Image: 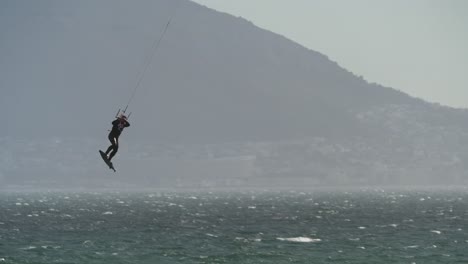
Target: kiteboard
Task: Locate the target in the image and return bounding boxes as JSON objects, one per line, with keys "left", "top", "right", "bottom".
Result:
{"left": 99, "top": 150, "right": 116, "bottom": 172}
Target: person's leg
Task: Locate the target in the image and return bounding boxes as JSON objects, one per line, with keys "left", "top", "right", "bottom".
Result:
{"left": 105, "top": 133, "right": 116, "bottom": 155}
{"left": 105, "top": 145, "right": 114, "bottom": 156}
{"left": 108, "top": 137, "right": 119, "bottom": 161}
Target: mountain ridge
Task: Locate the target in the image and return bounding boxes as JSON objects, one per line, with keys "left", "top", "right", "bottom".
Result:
{"left": 1, "top": 0, "right": 467, "bottom": 142}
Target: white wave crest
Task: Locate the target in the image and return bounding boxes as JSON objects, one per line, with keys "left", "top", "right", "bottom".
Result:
{"left": 277, "top": 237, "right": 321, "bottom": 243}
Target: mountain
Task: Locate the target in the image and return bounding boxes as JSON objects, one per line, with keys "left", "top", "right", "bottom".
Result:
{"left": 1, "top": 0, "right": 468, "bottom": 187}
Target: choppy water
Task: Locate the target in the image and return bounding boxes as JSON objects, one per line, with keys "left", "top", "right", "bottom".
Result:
{"left": 1, "top": 189, "right": 467, "bottom": 263}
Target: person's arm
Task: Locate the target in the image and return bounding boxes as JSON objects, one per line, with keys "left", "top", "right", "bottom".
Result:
{"left": 125, "top": 121, "right": 130, "bottom": 127}
{"left": 112, "top": 119, "right": 119, "bottom": 125}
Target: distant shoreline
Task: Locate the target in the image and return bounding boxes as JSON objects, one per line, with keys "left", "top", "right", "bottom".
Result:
{"left": 1, "top": 184, "right": 467, "bottom": 194}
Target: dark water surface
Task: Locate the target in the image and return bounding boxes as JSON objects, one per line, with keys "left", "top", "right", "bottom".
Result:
{"left": 1, "top": 189, "right": 467, "bottom": 263}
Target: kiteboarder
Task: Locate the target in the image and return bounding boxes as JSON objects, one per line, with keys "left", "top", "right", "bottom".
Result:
{"left": 101, "top": 114, "right": 130, "bottom": 168}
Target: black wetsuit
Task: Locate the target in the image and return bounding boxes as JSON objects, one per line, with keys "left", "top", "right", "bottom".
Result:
{"left": 105, "top": 118, "right": 130, "bottom": 161}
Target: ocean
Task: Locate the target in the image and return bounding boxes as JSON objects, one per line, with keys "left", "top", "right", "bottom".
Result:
{"left": 0, "top": 188, "right": 467, "bottom": 263}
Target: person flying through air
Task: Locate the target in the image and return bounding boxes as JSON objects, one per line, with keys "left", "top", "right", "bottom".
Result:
{"left": 104, "top": 114, "right": 130, "bottom": 165}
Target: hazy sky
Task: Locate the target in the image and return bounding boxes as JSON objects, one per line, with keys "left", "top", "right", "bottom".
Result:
{"left": 192, "top": 0, "right": 468, "bottom": 108}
